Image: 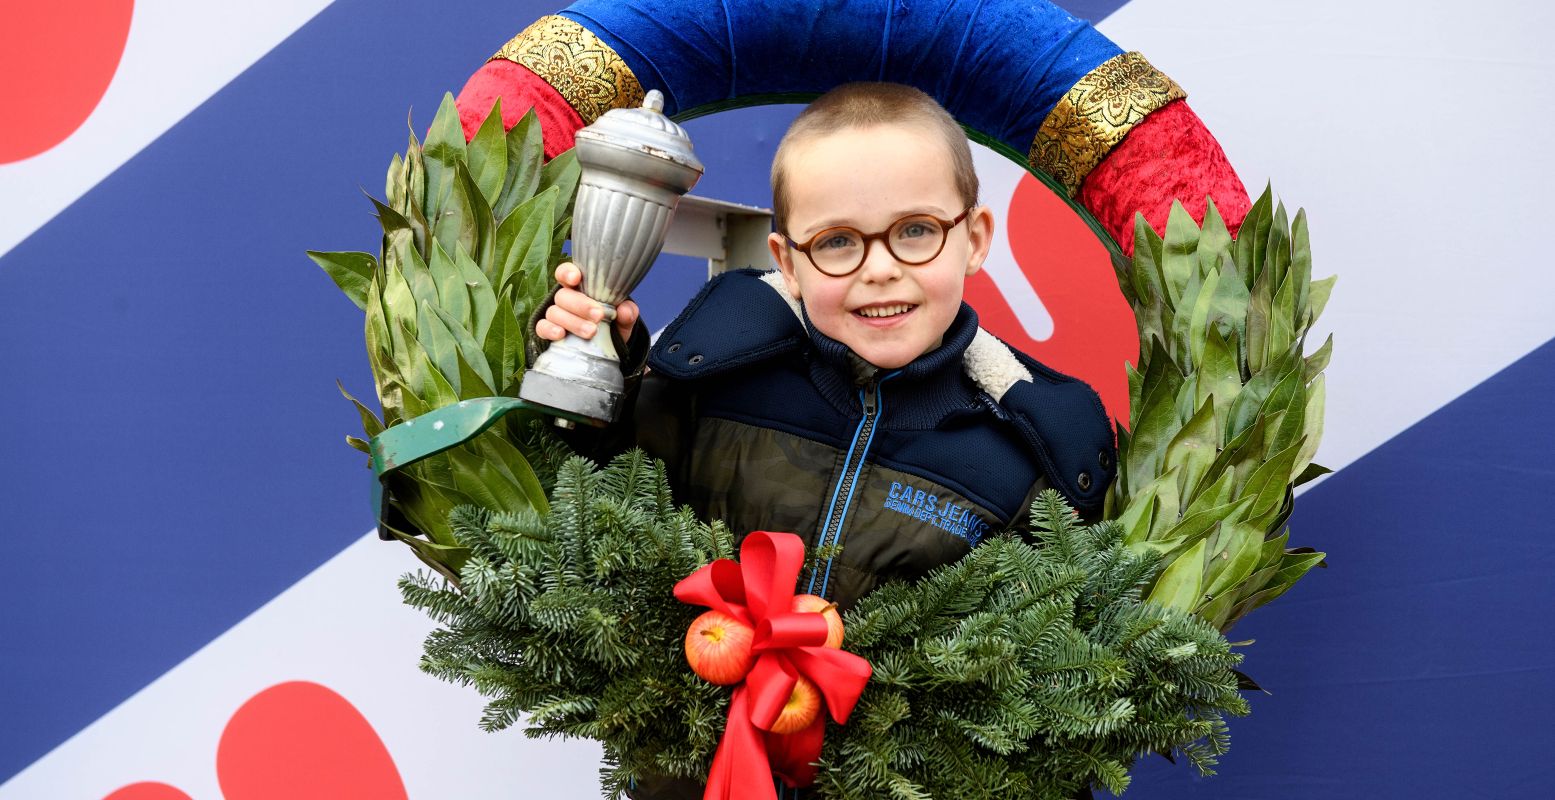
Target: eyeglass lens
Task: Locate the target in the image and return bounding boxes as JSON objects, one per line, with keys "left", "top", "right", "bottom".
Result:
{"left": 809, "top": 215, "right": 948, "bottom": 275}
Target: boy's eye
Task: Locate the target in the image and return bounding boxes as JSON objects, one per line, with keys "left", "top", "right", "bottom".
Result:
{"left": 895, "top": 221, "right": 935, "bottom": 239}
{"left": 816, "top": 233, "right": 860, "bottom": 251}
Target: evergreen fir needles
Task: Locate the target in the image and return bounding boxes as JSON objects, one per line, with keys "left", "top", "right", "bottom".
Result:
{"left": 814, "top": 491, "right": 1246, "bottom": 799}
{"left": 402, "top": 454, "right": 1247, "bottom": 798}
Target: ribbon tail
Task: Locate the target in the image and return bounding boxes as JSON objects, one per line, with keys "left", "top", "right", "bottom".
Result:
{"left": 703, "top": 686, "right": 778, "bottom": 800}
{"left": 766, "top": 716, "right": 825, "bottom": 789}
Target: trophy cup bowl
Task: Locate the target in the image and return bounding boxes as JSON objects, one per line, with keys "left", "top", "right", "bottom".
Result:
{"left": 518, "top": 90, "right": 703, "bottom": 425}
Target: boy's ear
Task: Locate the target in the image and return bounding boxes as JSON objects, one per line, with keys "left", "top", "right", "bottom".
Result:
{"left": 964, "top": 205, "right": 995, "bottom": 277}
{"left": 769, "top": 231, "right": 803, "bottom": 299}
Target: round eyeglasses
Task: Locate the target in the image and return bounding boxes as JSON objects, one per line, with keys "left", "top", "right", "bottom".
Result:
{"left": 784, "top": 207, "right": 975, "bottom": 277}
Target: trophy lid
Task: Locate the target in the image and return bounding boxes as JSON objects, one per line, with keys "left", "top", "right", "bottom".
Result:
{"left": 574, "top": 90, "right": 703, "bottom": 191}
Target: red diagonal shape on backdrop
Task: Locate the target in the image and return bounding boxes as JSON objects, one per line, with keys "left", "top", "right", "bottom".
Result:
{"left": 103, "top": 681, "right": 406, "bottom": 800}
{"left": 966, "top": 173, "right": 1138, "bottom": 427}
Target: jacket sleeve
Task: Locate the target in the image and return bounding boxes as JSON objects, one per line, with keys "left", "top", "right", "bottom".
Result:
{"left": 997, "top": 351, "right": 1117, "bottom": 520}
{"left": 550, "top": 321, "right": 699, "bottom": 493}
{"left": 629, "top": 369, "right": 698, "bottom": 494}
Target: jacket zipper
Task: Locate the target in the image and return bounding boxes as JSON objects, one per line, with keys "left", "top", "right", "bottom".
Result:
{"left": 808, "top": 373, "right": 894, "bottom": 598}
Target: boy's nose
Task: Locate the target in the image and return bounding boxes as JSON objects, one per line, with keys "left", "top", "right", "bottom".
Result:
{"left": 856, "top": 239, "right": 903, "bottom": 282}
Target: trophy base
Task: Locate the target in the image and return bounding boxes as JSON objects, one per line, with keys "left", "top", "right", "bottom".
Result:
{"left": 517, "top": 325, "right": 627, "bottom": 426}
{"left": 518, "top": 370, "right": 621, "bottom": 426}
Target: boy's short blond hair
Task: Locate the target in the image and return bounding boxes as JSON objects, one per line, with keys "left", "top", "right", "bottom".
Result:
{"left": 771, "top": 82, "right": 979, "bottom": 234}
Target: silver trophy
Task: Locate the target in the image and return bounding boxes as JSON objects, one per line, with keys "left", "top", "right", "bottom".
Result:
{"left": 519, "top": 90, "right": 703, "bottom": 425}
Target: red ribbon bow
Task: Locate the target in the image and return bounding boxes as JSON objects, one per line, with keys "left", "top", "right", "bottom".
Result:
{"left": 674, "top": 531, "right": 872, "bottom": 799}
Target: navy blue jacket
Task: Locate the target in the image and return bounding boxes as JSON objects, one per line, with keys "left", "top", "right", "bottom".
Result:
{"left": 626, "top": 269, "right": 1116, "bottom": 612}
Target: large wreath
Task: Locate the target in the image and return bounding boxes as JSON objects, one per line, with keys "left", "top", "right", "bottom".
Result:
{"left": 311, "top": 2, "right": 1331, "bottom": 796}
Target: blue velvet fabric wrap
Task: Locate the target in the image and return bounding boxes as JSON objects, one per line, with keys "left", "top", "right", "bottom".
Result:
{"left": 558, "top": 0, "right": 1121, "bottom": 156}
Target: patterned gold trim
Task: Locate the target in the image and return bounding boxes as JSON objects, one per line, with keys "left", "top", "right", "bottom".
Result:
{"left": 491, "top": 15, "right": 645, "bottom": 124}
{"left": 1028, "top": 52, "right": 1186, "bottom": 196}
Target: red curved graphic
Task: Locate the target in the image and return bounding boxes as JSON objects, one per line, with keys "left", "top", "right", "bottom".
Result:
{"left": 966, "top": 174, "right": 1138, "bottom": 427}
{"left": 217, "top": 681, "right": 408, "bottom": 800}
{"left": 0, "top": 0, "right": 135, "bottom": 163}
{"left": 102, "top": 681, "right": 407, "bottom": 800}
{"left": 103, "top": 783, "right": 194, "bottom": 800}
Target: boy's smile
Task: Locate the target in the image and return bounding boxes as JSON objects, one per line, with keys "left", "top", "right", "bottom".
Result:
{"left": 770, "top": 124, "right": 993, "bottom": 370}
{"left": 855, "top": 302, "right": 916, "bottom": 320}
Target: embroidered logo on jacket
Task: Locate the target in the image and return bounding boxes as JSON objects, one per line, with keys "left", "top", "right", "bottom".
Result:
{"left": 883, "top": 482, "right": 989, "bottom": 545}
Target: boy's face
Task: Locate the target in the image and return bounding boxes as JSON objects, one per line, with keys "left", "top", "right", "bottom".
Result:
{"left": 768, "top": 124, "right": 993, "bottom": 370}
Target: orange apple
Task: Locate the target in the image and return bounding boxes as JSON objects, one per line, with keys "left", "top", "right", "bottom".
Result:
{"left": 684, "top": 610, "right": 756, "bottom": 685}
{"left": 791, "top": 593, "right": 845, "bottom": 649}
{"left": 769, "top": 674, "right": 821, "bottom": 734}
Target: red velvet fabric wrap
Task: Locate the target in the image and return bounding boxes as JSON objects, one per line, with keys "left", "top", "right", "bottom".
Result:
{"left": 674, "top": 532, "right": 873, "bottom": 799}
{"left": 454, "top": 59, "right": 584, "bottom": 159}
{"left": 1078, "top": 99, "right": 1251, "bottom": 256}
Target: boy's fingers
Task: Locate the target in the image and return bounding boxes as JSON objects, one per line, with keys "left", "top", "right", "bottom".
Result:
{"left": 545, "top": 303, "right": 598, "bottom": 339}
{"left": 535, "top": 318, "right": 566, "bottom": 341}
{"left": 554, "top": 287, "right": 606, "bottom": 321}
{"left": 553, "top": 261, "right": 582, "bottom": 287}
{"left": 616, "top": 299, "right": 640, "bottom": 338}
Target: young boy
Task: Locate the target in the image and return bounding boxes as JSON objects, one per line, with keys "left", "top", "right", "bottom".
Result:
{"left": 541, "top": 80, "right": 1114, "bottom": 611}
{"left": 538, "top": 82, "right": 1114, "bottom": 797}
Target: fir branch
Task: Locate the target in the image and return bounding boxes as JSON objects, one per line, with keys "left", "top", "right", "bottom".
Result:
{"left": 814, "top": 490, "right": 1247, "bottom": 798}
{"left": 406, "top": 461, "right": 1246, "bottom": 798}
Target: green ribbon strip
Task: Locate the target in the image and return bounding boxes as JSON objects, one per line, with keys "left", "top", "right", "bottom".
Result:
{"left": 368, "top": 397, "right": 589, "bottom": 530}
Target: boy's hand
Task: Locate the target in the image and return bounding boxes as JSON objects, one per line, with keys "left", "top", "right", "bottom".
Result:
{"left": 537, "top": 262, "right": 640, "bottom": 343}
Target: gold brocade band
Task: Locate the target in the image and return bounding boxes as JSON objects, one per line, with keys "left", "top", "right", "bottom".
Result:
{"left": 1028, "top": 52, "right": 1186, "bottom": 196}
{"left": 490, "top": 15, "right": 646, "bottom": 124}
